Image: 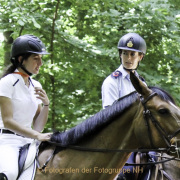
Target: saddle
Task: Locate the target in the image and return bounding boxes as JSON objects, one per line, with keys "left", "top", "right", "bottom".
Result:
{"left": 17, "top": 140, "right": 37, "bottom": 179}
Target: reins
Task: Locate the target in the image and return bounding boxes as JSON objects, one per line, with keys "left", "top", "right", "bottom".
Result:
{"left": 46, "top": 141, "right": 171, "bottom": 153}
{"left": 36, "top": 141, "right": 179, "bottom": 171}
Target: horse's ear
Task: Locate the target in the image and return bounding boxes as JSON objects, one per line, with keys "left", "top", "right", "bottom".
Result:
{"left": 130, "top": 71, "right": 152, "bottom": 97}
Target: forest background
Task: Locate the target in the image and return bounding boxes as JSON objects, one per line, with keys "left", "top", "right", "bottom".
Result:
{"left": 0, "top": 0, "right": 180, "bottom": 132}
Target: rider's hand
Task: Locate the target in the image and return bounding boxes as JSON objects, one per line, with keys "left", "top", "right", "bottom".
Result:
{"left": 34, "top": 87, "right": 49, "bottom": 106}
{"left": 37, "top": 133, "right": 52, "bottom": 141}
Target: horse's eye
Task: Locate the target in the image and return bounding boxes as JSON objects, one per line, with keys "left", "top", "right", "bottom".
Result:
{"left": 158, "top": 109, "right": 169, "bottom": 114}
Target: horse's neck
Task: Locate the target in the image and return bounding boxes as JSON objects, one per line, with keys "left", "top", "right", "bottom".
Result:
{"left": 78, "top": 102, "right": 139, "bottom": 170}
{"left": 37, "top": 102, "right": 140, "bottom": 180}
{"left": 84, "top": 103, "right": 139, "bottom": 149}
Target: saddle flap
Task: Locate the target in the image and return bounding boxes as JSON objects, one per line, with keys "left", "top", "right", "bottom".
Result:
{"left": 23, "top": 140, "right": 37, "bottom": 170}
{"left": 18, "top": 140, "right": 37, "bottom": 177}
{"left": 18, "top": 143, "right": 30, "bottom": 175}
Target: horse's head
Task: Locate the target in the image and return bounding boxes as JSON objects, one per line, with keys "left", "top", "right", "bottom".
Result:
{"left": 130, "top": 71, "right": 180, "bottom": 155}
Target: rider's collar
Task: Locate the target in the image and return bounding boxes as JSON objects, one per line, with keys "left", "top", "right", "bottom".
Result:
{"left": 117, "top": 65, "right": 138, "bottom": 79}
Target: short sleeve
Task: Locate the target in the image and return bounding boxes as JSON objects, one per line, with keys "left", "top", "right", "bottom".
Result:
{"left": 0, "top": 75, "right": 15, "bottom": 99}
{"left": 101, "top": 76, "right": 119, "bottom": 109}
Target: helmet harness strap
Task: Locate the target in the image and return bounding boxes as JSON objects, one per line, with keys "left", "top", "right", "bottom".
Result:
{"left": 123, "top": 62, "right": 140, "bottom": 72}
{"left": 20, "top": 65, "right": 32, "bottom": 76}
{"left": 19, "top": 56, "right": 32, "bottom": 76}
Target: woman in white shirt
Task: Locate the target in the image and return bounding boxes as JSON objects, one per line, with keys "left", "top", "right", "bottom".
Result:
{"left": 0, "top": 34, "right": 51, "bottom": 180}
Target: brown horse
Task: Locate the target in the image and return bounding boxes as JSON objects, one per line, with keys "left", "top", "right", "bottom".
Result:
{"left": 35, "top": 72, "right": 180, "bottom": 180}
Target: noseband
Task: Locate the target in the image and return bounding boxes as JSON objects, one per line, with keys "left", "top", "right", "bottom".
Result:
{"left": 140, "top": 92, "right": 180, "bottom": 152}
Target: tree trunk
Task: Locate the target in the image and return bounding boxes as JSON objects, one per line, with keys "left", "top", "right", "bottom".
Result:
{"left": 3, "top": 31, "right": 13, "bottom": 66}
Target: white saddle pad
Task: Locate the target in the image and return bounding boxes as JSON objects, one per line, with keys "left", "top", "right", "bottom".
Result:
{"left": 18, "top": 140, "right": 40, "bottom": 180}
{"left": 18, "top": 160, "right": 36, "bottom": 180}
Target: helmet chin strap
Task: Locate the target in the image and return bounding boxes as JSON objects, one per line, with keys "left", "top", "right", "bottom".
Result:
{"left": 19, "top": 56, "right": 33, "bottom": 76}
{"left": 120, "top": 55, "right": 140, "bottom": 72}
{"left": 119, "top": 53, "right": 143, "bottom": 72}
{"left": 20, "top": 65, "right": 32, "bottom": 76}
{"left": 123, "top": 62, "right": 140, "bottom": 72}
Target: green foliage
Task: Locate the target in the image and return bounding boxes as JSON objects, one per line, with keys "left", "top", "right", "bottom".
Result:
{"left": 0, "top": 0, "right": 180, "bottom": 132}
{"left": 0, "top": 41, "right": 4, "bottom": 74}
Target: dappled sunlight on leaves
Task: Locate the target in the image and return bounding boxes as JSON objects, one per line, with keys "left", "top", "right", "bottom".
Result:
{"left": 0, "top": 0, "right": 180, "bottom": 132}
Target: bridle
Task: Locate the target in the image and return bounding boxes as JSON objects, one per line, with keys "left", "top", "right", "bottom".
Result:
{"left": 140, "top": 92, "right": 180, "bottom": 153}
{"left": 37, "top": 92, "right": 180, "bottom": 171}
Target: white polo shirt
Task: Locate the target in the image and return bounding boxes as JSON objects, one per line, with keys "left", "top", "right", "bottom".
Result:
{"left": 0, "top": 70, "right": 42, "bottom": 128}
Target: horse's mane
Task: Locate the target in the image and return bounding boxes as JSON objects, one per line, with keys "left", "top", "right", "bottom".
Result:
{"left": 50, "top": 86, "right": 175, "bottom": 146}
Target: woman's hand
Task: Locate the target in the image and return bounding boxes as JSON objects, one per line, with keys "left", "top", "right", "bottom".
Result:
{"left": 37, "top": 132, "right": 52, "bottom": 141}
{"left": 34, "top": 87, "right": 49, "bottom": 106}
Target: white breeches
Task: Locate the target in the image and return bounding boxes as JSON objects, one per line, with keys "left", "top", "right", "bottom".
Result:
{"left": 0, "top": 134, "right": 32, "bottom": 180}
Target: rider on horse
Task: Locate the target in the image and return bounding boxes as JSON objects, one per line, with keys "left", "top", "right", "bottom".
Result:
{"left": 101, "top": 32, "right": 149, "bottom": 179}
{"left": 0, "top": 35, "right": 51, "bottom": 180}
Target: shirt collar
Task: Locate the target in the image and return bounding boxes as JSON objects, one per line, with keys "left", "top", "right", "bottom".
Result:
{"left": 116, "top": 65, "right": 139, "bottom": 79}
{"left": 13, "top": 69, "right": 30, "bottom": 78}
{"left": 13, "top": 69, "right": 34, "bottom": 87}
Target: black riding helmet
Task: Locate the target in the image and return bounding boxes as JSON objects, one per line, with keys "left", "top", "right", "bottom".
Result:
{"left": 117, "top": 32, "right": 146, "bottom": 54}
{"left": 11, "top": 34, "right": 49, "bottom": 75}
{"left": 11, "top": 34, "right": 49, "bottom": 57}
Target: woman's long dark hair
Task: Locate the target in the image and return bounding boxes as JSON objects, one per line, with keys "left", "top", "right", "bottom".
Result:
{"left": 1, "top": 64, "right": 17, "bottom": 78}
{"left": 1, "top": 53, "right": 32, "bottom": 78}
